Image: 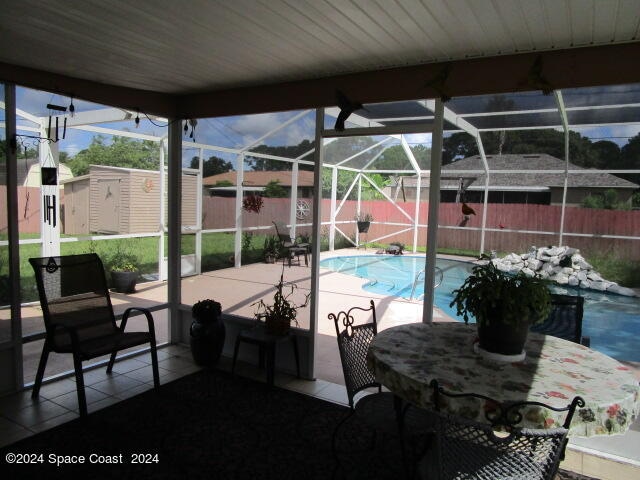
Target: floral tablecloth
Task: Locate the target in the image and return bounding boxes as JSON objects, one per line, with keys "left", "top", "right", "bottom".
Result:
{"left": 366, "top": 322, "right": 639, "bottom": 437}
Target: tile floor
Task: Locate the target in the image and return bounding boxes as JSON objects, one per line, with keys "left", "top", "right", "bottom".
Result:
{"left": 1, "top": 344, "right": 638, "bottom": 480}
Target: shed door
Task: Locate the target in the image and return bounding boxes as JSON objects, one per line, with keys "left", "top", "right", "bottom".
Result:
{"left": 97, "top": 179, "right": 120, "bottom": 233}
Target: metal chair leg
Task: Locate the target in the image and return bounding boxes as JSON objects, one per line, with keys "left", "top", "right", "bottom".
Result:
{"left": 231, "top": 335, "right": 242, "bottom": 376}
{"left": 72, "top": 353, "right": 88, "bottom": 417}
{"left": 31, "top": 345, "right": 50, "bottom": 399}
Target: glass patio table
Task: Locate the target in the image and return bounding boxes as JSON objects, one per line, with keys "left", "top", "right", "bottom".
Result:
{"left": 367, "top": 322, "right": 639, "bottom": 436}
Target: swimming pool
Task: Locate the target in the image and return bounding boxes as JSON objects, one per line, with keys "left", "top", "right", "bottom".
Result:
{"left": 319, "top": 255, "right": 640, "bottom": 362}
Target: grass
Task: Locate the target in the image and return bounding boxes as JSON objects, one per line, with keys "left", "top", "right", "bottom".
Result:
{"left": 588, "top": 252, "right": 640, "bottom": 288}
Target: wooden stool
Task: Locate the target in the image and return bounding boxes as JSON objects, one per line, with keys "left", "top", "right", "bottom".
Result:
{"left": 231, "top": 325, "right": 300, "bottom": 386}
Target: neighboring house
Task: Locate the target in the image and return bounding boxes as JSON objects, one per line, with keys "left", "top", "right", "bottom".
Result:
{"left": 61, "top": 165, "right": 198, "bottom": 235}
{"left": 390, "top": 154, "right": 639, "bottom": 206}
{"left": 203, "top": 170, "right": 314, "bottom": 198}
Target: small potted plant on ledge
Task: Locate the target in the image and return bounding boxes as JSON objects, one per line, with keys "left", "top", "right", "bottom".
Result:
{"left": 253, "top": 267, "right": 310, "bottom": 336}
{"left": 107, "top": 246, "right": 139, "bottom": 293}
{"left": 450, "top": 256, "right": 552, "bottom": 357}
{"left": 190, "top": 299, "right": 225, "bottom": 366}
{"left": 355, "top": 212, "right": 373, "bottom": 233}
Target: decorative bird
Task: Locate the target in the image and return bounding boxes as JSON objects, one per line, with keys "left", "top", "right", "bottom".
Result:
{"left": 461, "top": 203, "right": 476, "bottom": 216}
{"left": 334, "top": 90, "right": 364, "bottom": 131}
{"left": 525, "top": 55, "right": 554, "bottom": 95}
{"left": 424, "top": 63, "right": 453, "bottom": 102}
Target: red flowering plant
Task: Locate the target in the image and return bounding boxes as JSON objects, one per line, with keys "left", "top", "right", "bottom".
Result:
{"left": 242, "top": 194, "right": 263, "bottom": 213}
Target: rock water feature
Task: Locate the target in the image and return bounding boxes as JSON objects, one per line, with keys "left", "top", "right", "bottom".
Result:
{"left": 491, "top": 246, "right": 637, "bottom": 297}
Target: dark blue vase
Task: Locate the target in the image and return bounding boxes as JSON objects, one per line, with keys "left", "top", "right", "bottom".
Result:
{"left": 190, "top": 316, "right": 226, "bottom": 366}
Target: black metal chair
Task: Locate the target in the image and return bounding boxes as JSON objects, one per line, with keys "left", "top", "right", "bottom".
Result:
{"left": 29, "top": 253, "right": 160, "bottom": 417}
{"left": 530, "top": 293, "right": 590, "bottom": 346}
{"left": 273, "top": 221, "right": 309, "bottom": 266}
{"left": 428, "top": 379, "right": 585, "bottom": 480}
{"left": 329, "top": 301, "right": 435, "bottom": 478}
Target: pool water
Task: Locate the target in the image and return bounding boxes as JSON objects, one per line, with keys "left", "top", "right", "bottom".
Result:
{"left": 319, "top": 255, "right": 640, "bottom": 362}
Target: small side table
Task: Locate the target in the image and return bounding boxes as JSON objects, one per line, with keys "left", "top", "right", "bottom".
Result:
{"left": 231, "top": 325, "right": 300, "bottom": 386}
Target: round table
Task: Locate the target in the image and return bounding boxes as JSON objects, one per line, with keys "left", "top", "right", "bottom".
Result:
{"left": 367, "top": 322, "right": 639, "bottom": 437}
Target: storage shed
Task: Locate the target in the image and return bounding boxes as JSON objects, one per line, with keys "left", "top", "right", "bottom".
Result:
{"left": 62, "top": 165, "right": 198, "bottom": 235}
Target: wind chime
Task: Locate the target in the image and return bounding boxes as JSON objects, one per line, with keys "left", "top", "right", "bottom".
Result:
{"left": 39, "top": 97, "right": 74, "bottom": 234}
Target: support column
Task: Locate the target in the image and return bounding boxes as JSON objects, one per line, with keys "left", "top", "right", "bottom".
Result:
{"left": 422, "top": 99, "right": 444, "bottom": 324}
{"left": 167, "top": 119, "right": 182, "bottom": 342}
{"left": 308, "top": 107, "right": 325, "bottom": 380}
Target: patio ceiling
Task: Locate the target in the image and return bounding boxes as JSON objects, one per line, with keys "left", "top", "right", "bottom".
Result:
{"left": 0, "top": 0, "right": 639, "bottom": 118}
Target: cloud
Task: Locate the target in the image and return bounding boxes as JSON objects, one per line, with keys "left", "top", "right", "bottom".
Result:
{"left": 573, "top": 125, "right": 640, "bottom": 146}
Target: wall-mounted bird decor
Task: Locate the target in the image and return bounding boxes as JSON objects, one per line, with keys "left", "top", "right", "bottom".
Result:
{"left": 334, "top": 90, "right": 364, "bottom": 131}
{"left": 461, "top": 202, "right": 476, "bottom": 217}
{"left": 424, "top": 63, "right": 453, "bottom": 102}
{"left": 525, "top": 55, "right": 554, "bottom": 95}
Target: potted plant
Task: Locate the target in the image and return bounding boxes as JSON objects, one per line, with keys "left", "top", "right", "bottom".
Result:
{"left": 450, "top": 256, "right": 552, "bottom": 356}
{"left": 253, "top": 267, "right": 310, "bottom": 336}
{"left": 190, "top": 299, "right": 225, "bottom": 366}
{"left": 107, "top": 246, "right": 139, "bottom": 293}
{"left": 263, "top": 235, "right": 281, "bottom": 264}
{"left": 355, "top": 212, "right": 373, "bottom": 233}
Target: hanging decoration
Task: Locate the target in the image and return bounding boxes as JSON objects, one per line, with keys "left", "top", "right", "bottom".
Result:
{"left": 15, "top": 98, "right": 72, "bottom": 148}
{"left": 184, "top": 118, "right": 197, "bottom": 141}
{"left": 242, "top": 194, "right": 263, "bottom": 213}
{"left": 46, "top": 103, "right": 67, "bottom": 141}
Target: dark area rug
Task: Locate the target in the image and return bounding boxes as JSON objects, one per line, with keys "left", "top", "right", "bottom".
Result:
{"left": 1, "top": 369, "right": 598, "bottom": 479}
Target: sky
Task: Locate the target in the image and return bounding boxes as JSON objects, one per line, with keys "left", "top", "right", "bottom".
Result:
{"left": 13, "top": 86, "right": 640, "bottom": 168}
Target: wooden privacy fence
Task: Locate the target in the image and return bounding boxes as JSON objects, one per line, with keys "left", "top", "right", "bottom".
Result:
{"left": 6, "top": 189, "right": 639, "bottom": 261}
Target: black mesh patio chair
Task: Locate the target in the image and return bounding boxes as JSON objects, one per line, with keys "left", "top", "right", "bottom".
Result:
{"left": 273, "top": 221, "right": 310, "bottom": 266}
{"left": 29, "top": 253, "right": 160, "bottom": 417}
{"left": 428, "top": 379, "right": 585, "bottom": 480}
{"left": 329, "top": 301, "right": 435, "bottom": 478}
{"left": 530, "top": 293, "right": 590, "bottom": 346}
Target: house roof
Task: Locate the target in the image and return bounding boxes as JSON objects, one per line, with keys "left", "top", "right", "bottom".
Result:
{"left": 204, "top": 170, "right": 315, "bottom": 188}
{"left": 0, "top": 1, "right": 638, "bottom": 119}
{"left": 400, "top": 154, "right": 639, "bottom": 191}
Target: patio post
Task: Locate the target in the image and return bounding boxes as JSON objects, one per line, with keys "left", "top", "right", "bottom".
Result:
{"left": 422, "top": 98, "right": 444, "bottom": 323}
{"left": 167, "top": 118, "right": 182, "bottom": 341}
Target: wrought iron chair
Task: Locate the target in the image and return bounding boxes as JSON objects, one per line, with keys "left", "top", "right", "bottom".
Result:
{"left": 428, "top": 379, "right": 585, "bottom": 480}
{"left": 530, "top": 293, "right": 590, "bottom": 346}
{"left": 29, "top": 253, "right": 160, "bottom": 417}
{"left": 273, "top": 221, "right": 309, "bottom": 266}
{"left": 329, "top": 301, "right": 435, "bottom": 477}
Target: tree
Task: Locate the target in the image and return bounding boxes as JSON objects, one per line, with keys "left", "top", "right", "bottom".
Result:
{"left": 582, "top": 189, "right": 630, "bottom": 210}
{"left": 443, "top": 132, "right": 478, "bottom": 164}
{"left": 620, "top": 133, "right": 640, "bottom": 181}
{"left": 263, "top": 180, "right": 287, "bottom": 198}
{"left": 190, "top": 155, "right": 233, "bottom": 177}
{"left": 246, "top": 139, "right": 315, "bottom": 171}
{"left": 591, "top": 140, "right": 621, "bottom": 169}
{"left": 62, "top": 135, "right": 160, "bottom": 176}
{"left": 321, "top": 168, "right": 387, "bottom": 200}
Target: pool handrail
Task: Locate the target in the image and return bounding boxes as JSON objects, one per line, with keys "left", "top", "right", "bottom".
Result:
{"left": 410, "top": 267, "right": 444, "bottom": 300}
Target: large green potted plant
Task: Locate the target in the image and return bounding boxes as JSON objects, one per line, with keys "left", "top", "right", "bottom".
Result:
{"left": 253, "top": 267, "right": 310, "bottom": 336}
{"left": 107, "top": 247, "right": 139, "bottom": 294}
{"left": 450, "top": 256, "right": 552, "bottom": 355}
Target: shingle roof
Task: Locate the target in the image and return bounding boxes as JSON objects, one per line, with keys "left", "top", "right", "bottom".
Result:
{"left": 400, "top": 154, "right": 639, "bottom": 190}
{"left": 203, "top": 170, "right": 314, "bottom": 188}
